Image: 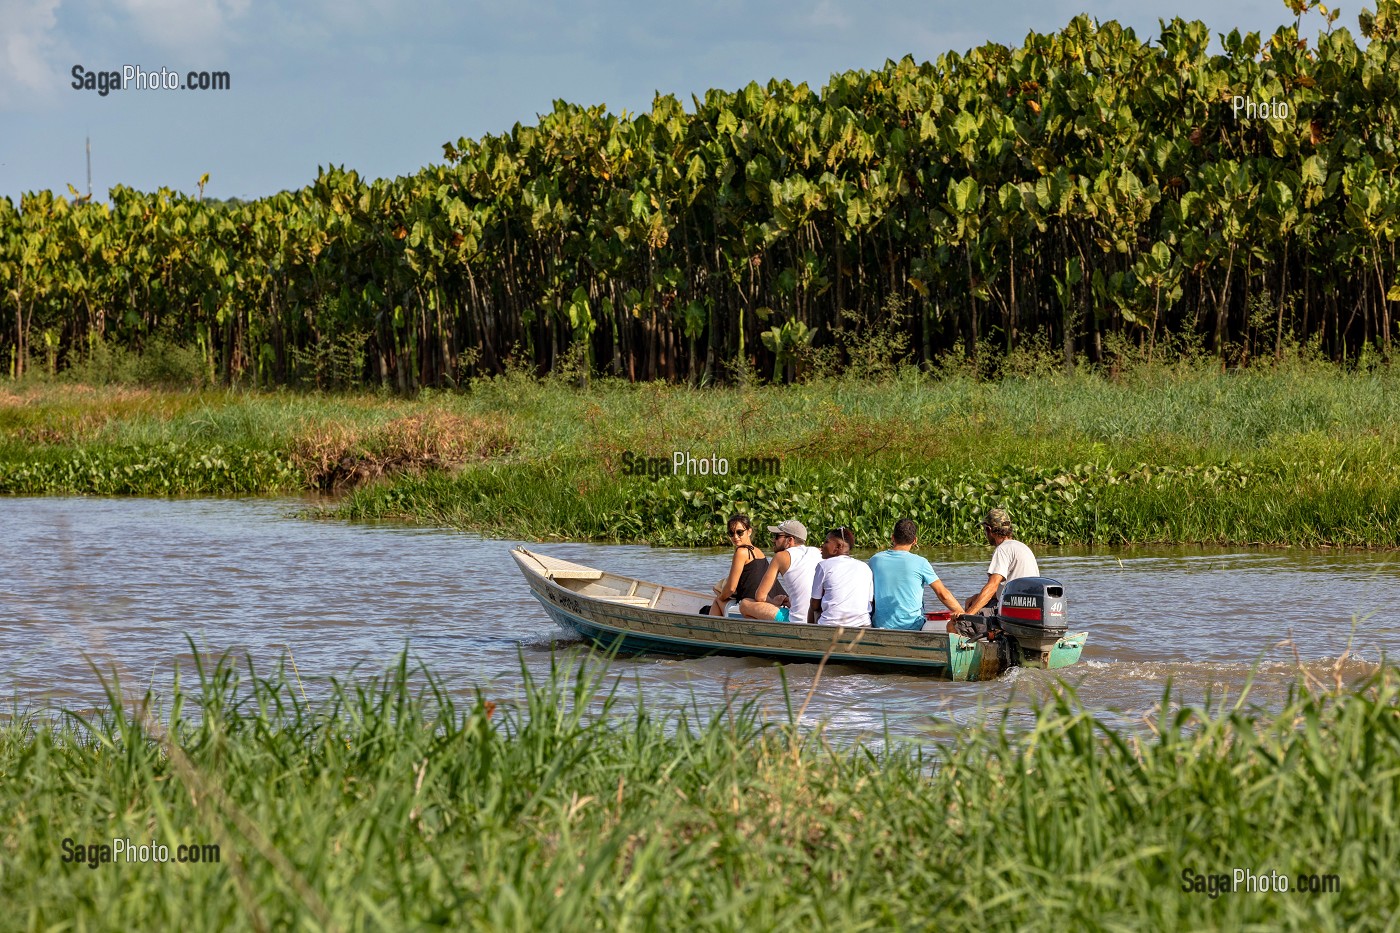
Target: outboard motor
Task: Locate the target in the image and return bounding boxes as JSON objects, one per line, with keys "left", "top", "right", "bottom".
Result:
{"left": 996, "top": 577, "right": 1069, "bottom": 656}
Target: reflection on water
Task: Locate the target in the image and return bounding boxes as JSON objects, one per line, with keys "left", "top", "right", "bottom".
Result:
{"left": 1, "top": 497, "right": 1395, "bottom": 736}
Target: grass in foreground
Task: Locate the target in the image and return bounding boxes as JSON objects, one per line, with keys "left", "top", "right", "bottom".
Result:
{"left": 1, "top": 652, "right": 1397, "bottom": 930}
{"left": 1, "top": 364, "right": 1398, "bottom": 546}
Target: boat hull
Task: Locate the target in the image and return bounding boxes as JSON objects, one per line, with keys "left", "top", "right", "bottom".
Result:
{"left": 513, "top": 548, "right": 1087, "bottom": 682}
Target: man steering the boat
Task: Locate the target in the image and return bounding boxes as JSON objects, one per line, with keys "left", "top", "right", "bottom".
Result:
{"left": 962, "top": 507, "right": 1040, "bottom": 620}
{"left": 739, "top": 519, "right": 821, "bottom": 624}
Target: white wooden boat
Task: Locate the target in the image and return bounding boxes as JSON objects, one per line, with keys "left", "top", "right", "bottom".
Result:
{"left": 511, "top": 547, "right": 1087, "bottom": 681}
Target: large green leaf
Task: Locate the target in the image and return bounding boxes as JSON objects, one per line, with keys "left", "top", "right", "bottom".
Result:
{"left": 1302, "top": 155, "right": 1329, "bottom": 187}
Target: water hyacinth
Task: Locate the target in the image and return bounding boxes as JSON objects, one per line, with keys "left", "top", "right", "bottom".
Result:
{"left": 339, "top": 452, "right": 1395, "bottom": 548}
{"left": 606, "top": 462, "right": 1259, "bottom": 546}
{"left": 3, "top": 373, "right": 1397, "bottom": 546}
{"left": 0, "top": 443, "right": 301, "bottom": 496}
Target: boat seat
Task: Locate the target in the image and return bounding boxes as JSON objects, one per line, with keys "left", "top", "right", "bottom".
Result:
{"left": 604, "top": 595, "right": 653, "bottom": 606}
{"left": 549, "top": 570, "right": 604, "bottom": 581}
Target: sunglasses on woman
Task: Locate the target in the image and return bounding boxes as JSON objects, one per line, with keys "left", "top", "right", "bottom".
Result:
{"left": 826, "top": 526, "right": 854, "bottom": 547}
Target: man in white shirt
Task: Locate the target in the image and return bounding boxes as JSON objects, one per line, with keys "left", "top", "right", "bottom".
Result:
{"left": 808, "top": 527, "right": 873, "bottom": 627}
{"left": 742, "top": 519, "right": 822, "bottom": 624}
{"left": 963, "top": 507, "right": 1040, "bottom": 618}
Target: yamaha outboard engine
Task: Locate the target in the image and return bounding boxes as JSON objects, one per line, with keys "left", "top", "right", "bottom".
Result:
{"left": 996, "top": 577, "right": 1069, "bottom": 658}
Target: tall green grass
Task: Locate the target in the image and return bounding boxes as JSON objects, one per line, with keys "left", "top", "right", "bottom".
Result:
{"left": 3, "top": 367, "right": 1397, "bottom": 545}
{"left": 5, "top": 366, "right": 1397, "bottom": 453}
{"left": 1, "top": 653, "right": 1395, "bottom": 929}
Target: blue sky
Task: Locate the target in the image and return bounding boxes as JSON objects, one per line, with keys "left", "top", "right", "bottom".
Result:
{"left": 0, "top": 0, "right": 1343, "bottom": 203}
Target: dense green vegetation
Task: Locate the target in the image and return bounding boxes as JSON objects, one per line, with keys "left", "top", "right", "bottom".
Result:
{"left": 2, "top": 365, "right": 1396, "bottom": 546}
{"left": 0, "top": 443, "right": 301, "bottom": 496}
{"left": 6, "top": 4, "right": 1400, "bottom": 388}
{"left": 1, "top": 652, "right": 1393, "bottom": 929}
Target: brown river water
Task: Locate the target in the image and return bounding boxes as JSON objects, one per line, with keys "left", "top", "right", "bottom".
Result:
{"left": 1, "top": 497, "right": 1396, "bottom": 736}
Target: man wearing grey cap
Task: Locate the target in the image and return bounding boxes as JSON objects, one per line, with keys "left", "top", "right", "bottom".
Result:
{"left": 739, "top": 519, "right": 821, "bottom": 624}
{"left": 963, "top": 507, "right": 1040, "bottom": 618}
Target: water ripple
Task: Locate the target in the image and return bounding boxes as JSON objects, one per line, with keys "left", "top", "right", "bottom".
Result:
{"left": 0, "top": 497, "right": 1395, "bottom": 738}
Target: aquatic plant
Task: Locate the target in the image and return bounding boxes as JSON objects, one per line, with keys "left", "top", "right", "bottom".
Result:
{"left": 605, "top": 462, "right": 1247, "bottom": 546}
{"left": 2, "top": 374, "right": 1396, "bottom": 546}
{"left": 0, "top": 443, "right": 300, "bottom": 495}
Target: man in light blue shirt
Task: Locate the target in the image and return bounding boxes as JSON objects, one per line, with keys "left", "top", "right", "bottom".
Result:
{"left": 867, "top": 518, "right": 964, "bottom": 630}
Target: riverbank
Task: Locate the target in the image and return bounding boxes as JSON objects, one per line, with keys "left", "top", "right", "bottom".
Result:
{"left": 2, "top": 365, "right": 1397, "bottom": 546}
{"left": 1, "top": 653, "right": 1391, "bottom": 929}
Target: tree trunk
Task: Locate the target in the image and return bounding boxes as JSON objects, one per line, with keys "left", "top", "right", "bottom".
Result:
{"left": 1215, "top": 245, "right": 1235, "bottom": 356}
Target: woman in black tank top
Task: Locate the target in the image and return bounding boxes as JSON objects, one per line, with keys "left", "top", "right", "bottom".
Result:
{"left": 707, "top": 513, "right": 771, "bottom": 617}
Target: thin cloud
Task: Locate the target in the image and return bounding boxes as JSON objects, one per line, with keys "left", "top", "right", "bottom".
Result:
{"left": 115, "top": 0, "right": 251, "bottom": 53}
{"left": 809, "top": 0, "right": 851, "bottom": 31}
{"left": 0, "top": 0, "right": 65, "bottom": 108}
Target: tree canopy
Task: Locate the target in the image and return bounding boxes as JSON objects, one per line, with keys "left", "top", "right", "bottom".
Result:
{"left": 5, "top": 4, "right": 1400, "bottom": 386}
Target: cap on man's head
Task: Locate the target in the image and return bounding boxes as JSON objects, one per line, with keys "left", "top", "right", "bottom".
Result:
{"left": 766, "top": 519, "right": 808, "bottom": 542}
{"left": 983, "top": 508, "right": 1013, "bottom": 535}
